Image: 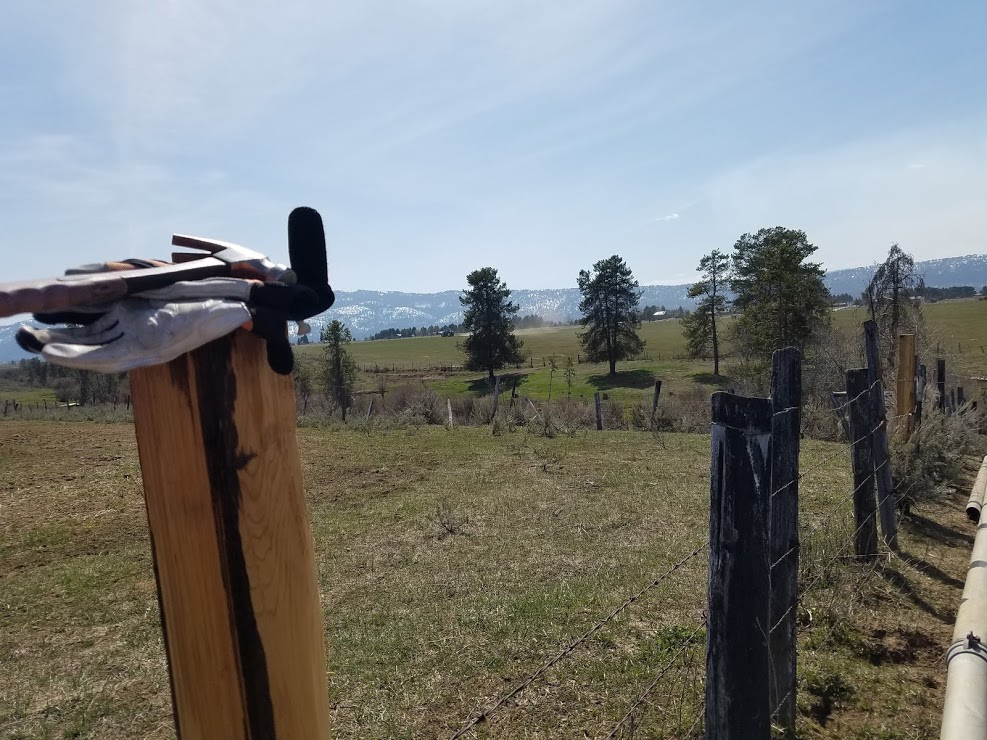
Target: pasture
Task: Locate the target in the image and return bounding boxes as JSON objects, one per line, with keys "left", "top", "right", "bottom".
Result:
{"left": 0, "top": 420, "right": 970, "bottom": 738}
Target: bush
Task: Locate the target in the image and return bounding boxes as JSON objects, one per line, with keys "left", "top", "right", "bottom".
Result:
{"left": 891, "top": 407, "right": 985, "bottom": 512}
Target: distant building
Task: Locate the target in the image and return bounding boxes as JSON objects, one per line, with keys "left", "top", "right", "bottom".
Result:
{"left": 653, "top": 310, "right": 667, "bottom": 318}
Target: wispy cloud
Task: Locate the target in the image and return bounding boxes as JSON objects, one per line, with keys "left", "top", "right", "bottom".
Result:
{"left": 655, "top": 213, "right": 680, "bottom": 222}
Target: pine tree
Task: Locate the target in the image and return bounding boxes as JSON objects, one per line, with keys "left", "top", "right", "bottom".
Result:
{"left": 322, "top": 320, "right": 358, "bottom": 421}
{"left": 459, "top": 267, "right": 524, "bottom": 380}
{"left": 729, "top": 227, "right": 830, "bottom": 359}
{"left": 577, "top": 255, "right": 644, "bottom": 375}
{"left": 682, "top": 250, "right": 730, "bottom": 375}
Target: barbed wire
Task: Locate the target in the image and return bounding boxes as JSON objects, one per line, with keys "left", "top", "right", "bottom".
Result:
{"left": 448, "top": 543, "right": 708, "bottom": 739}
{"left": 603, "top": 621, "right": 707, "bottom": 739}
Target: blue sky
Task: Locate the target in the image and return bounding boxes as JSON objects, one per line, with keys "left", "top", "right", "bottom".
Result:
{"left": 1, "top": 0, "right": 985, "bottom": 297}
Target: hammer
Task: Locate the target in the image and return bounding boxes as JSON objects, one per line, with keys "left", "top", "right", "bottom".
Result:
{"left": 0, "top": 235, "right": 294, "bottom": 319}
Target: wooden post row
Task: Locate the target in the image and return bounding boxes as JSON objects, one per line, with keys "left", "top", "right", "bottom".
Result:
{"left": 769, "top": 348, "right": 800, "bottom": 735}
{"left": 847, "top": 368, "right": 879, "bottom": 560}
{"left": 863, "top": 321, "right": 898, "bottom": 550}
{"left": 706, "top": 392, "right": 773, "bottom": 740}
{"left": 129, "top": 331, "right": 331, "bottom": 739}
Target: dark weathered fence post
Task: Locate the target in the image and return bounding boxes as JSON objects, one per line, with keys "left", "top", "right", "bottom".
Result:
{"left": 652, "top": 380, "right": 662, "bottom": 415}
{"left": 864, "top": 320, "right": 898, "bottom": 550}
{"left": 492, "top": 376, "right": 501, "bottom": 418}
{"left": 937, "top": 358, "right": 946, "bottom": 411}
{"left": 769, "top": 348, "right": 800, "bottom": 735}
{"left": 706, "top": 392, "right": 773, "bottom": 740}
{"left": 958, "top": 387, "right": 966, "bottom": 407}
{"left": 847, "top": 369, "right": 879, "bottom": 560}
{"left": 594, "top": 392, "right": 603, "bottom": 431}
{"left": 366, "top": 398, "right": 374, "bottom": 419}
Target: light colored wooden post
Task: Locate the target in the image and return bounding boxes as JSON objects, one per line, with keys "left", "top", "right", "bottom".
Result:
{"left": 130, "top": 330, "right": 331, "bottom": 739}
{"left": 896, "top": 334, "right": 916, "bottom": 433}
{"left": 447, "top": 398, "right": 454, "bottom": 427}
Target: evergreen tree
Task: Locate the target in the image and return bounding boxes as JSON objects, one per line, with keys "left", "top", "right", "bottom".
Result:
{"left": 322, "top": 320, "right": 358, "bottom": 421}
{"left": 862, "top": 244, "right": 920, "bottom": 368}
{"left": 730, "top": 227, "right": 830, "bottom": 358}
{"left": 681, "top": 249, "right": 730, "bottom": 375}
{"left": 459, "top": 267, "right": 524, "bottom": 380}
{"left": 577, "top": 255, "right": 645, "bottom": 375}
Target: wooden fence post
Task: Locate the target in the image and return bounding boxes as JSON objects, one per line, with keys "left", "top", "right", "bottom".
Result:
{"left": 769, "top": 347, "right": 800, "bottom": 735}
{"left": 652, "top": 380, "right": 662, "bottom": 415}
{"left": 896, "top": 334, "right": 916, "bottom": 434}
{"left": 366, "top": 399, "right": 374, "bottom": 419}
{"left": 129, "top": 330, "right": 331, "bottom": 739}
{"left": 594, "top": 392, "right": 603, "bottom": 431}
{"left": 847, "top": 368, "right": 879, "bottom": 560}
{"left": 937, "top": 358, "right": 946, "bottom": 411}
{"left": 864, "top": 320, "right": 898, "bottom": 551}
{"left": 447, "top": 398, "right": 454, "bottom": 427}
{"left": 492, "top": 376, "right": 501, "bottom": 418}
{"left": 915, "top": 365, "right": 927, "bottom": 425}
{"left": 830, "top": 391, "right": 850, "bottom": 441}
{"left": 958, "top": 387, "right": 966, "bottom": 407}
{"left": 706, "top": 392, "right": 773, "bottom": 740}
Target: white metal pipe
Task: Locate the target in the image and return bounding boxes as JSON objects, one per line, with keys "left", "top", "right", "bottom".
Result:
{"left": 965, "top": 456, "right": 987, "bottom": 522}
{"left": 941, "top": 520, "right": 987, "bottom": 739}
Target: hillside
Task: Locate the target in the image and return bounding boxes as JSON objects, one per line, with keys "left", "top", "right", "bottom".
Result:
{"left": 0, "top": 253, "right": 984, "bottom": 362}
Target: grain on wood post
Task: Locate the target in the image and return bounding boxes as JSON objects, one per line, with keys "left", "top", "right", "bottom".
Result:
{"left": 652, "top": 380, "right": 662, "bottom": 415}
{"left": 847, "top": 368, "right": 879, "bottom": 560}
{"left": 769, "top": 347, "right": 800, "bottom": 735}
{"left": 864, "top": 320, "right": 898, "bottom": 551}
{"left": 594, "top": 392, "right": 603, "bottom": 431}
{"left": 706, "top": 392, "right": 773, "bottom": 740}
{"left": 937, "top": 358, "right": 946, "bottom": 411}
{"left": 896, "top": 334, "right": 916, "bottom": 434}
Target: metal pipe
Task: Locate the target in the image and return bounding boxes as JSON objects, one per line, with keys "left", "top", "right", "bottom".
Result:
{"left": 966, "top": 456, "right": 987, "bottom": 522}
{"left": 941, "top": 520, "right": 987, "bottom": 739}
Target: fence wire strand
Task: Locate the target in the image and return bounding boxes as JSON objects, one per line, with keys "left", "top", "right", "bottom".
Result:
{"left": 448, "top": 543, "right": 707, "bottom": 739}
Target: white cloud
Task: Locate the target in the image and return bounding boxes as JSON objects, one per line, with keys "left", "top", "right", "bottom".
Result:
{"left": 655, "top": 213, "right": 680, "bottom": 222}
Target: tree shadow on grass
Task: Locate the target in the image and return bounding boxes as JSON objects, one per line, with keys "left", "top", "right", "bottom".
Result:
{"left": 587, "top": 369, "right": 656, "bottom": 391}
{"left": 466, "top": 372, "right": 530, "bottom": 396}
{"left": 691, "top": 372, "right": 732, "bottom": 387}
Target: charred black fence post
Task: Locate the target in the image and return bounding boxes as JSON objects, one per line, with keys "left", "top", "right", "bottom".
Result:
{"left": 706, "top": 392, "right": 773, "bottom": 740}
{"left": 769, "top": 348, "right": 801, "bottom": 735}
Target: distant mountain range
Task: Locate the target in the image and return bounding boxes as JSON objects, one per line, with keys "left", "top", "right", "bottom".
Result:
{"left": 1, "top": 253, "right": 985, "bottom": 362}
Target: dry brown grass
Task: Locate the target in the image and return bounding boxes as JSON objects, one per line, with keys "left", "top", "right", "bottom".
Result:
{"left": 0, "top": 420, "right": 974, "bottom": 739}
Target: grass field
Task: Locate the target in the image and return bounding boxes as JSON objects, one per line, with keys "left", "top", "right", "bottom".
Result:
{"left": 0, "top": 421, "right": 971, "bottom": 738}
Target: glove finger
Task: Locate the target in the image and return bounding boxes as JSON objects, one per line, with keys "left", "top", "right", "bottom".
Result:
{"left": 248, "top": 306, "right": 293, "bottom": 375}
{"left": 17, "top": 312, "right": 128, "bottom": 348}
{"left": 32, "top": 310, "right": 106, "bottom": 326}
{"left": 135, "top": 278, "right": 254, "bottom": 302}
{"left": 249, "top": 282, "right": 321, "bottom": 321}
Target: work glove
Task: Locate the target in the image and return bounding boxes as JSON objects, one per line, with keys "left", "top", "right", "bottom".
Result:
{"left": 16, "top": 279, "right": 317, "bottom": 375}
